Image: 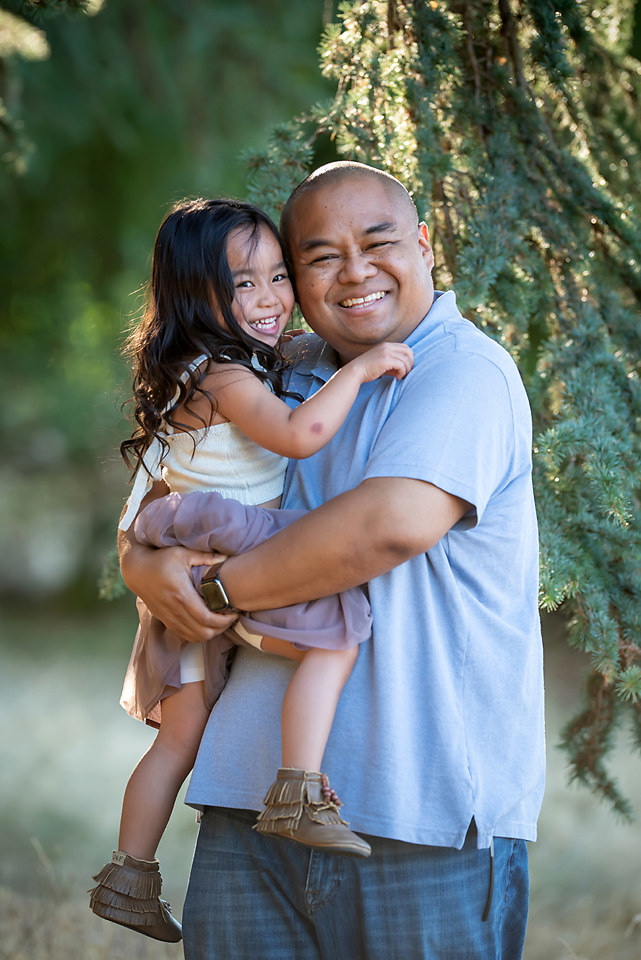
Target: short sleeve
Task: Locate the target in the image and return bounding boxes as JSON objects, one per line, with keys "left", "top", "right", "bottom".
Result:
{"left": 363, "top": 352, "right": 515, "bottom": 525}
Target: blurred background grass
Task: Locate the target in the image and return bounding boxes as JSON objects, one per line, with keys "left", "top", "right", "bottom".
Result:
{"left": 1, "top": 1, "right": 641, "bottom": 958}
{"left": 2, "top": 609, "right": 641, "bottom": 959}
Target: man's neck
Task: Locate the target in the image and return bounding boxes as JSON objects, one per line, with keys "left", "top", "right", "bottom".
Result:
{"left": 336, "top": 309, "right": 432, "bottom": 366}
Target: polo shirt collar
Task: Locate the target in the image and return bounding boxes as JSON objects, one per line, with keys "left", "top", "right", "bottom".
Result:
{"left": 405, "top": 290, "right": 459, "bottom": 348}
{"left": 288, "top": 338, "right": 338, "bottom": 384}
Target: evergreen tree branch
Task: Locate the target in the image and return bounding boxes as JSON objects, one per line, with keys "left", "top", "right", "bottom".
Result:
{"left": 244, "top": 0, "right": 641, "bottom": 816}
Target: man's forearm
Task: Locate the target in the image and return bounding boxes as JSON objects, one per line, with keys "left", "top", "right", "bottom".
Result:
{"left": 219, "top": 477, "right": 469, "bottom": 611}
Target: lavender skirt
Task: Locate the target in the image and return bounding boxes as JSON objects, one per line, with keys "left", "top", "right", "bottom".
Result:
{"left": 120, "top": 491, "right": 372, "bottom": 726}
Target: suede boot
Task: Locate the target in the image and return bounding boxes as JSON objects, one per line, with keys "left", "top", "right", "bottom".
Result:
{"left": 89, "top": 851, "right": 182, "bottom": 942}
{"left": 254, "top": 768, "right": 371, "bottom": 858}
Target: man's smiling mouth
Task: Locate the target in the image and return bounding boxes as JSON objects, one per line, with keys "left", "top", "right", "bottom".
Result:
{"left": 339, "top": 291, "right": 388, "bottom": 308}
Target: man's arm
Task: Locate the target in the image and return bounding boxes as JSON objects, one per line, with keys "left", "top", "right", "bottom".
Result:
{"left": 219, "top": 476, "right": 468, "bottom": 611}
{"left": 120, "top": 477, "right": 468, "bottom": 642}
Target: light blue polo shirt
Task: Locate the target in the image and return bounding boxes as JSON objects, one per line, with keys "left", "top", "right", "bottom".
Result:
{"left": 186, "top": 290, "right": 545, "bottom": 849}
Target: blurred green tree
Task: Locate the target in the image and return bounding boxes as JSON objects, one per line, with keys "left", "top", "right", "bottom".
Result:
{"left": 0, "top": 0, "right": 332, "bottom": 600}
{"left": 5, "top": 0, "right": 641, "bottom": 814}
{"left": 244, "top": 0, "right": 641, "bottom": 816}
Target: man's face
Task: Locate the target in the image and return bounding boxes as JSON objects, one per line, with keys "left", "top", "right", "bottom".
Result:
{"left": 288, "top": 176, "right": 435, "bottom": 361}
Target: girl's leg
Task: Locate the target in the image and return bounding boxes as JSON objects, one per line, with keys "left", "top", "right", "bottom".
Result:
{"left": 257, "top": 639, "right": 358, "bottom": 770}
{"left": 280, "top": 647, "right": 358, "bottom": 771}
{"left": 253, "top": 644, "right": 370, "bottom": 857}
{"left": 118, "top": 680, "right": 211, "bottom": 860}
{"left": 260, "top": 635, "right": 305, "bottom": 662}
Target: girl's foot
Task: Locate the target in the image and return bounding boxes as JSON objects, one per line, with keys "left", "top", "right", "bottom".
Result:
{"left": 89, "top": 851, "right": 182, "bottom": 942}
{"left": 253, "top": 768, "right": 372, "bottom": 858}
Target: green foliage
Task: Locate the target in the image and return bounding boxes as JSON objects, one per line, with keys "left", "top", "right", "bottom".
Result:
{"left": 0, "top": 1, "right": 104, "bottom": 172}
{"left": 0, "top": 0, "right": 332, "bottom": 596}
{"left": 97, "top": 545, "right": 126, "bottom": 600}
{"left": 245, "top": 0, "right": 641, "bottom": 814}
{"left": 0, "top": 0, "right": 336, "bottom": 572}
{"left": 560, "top": 668, "right": 633, "bottom": 819}
{"left": 244, "top": 123, "right": 315, "bottom": 222}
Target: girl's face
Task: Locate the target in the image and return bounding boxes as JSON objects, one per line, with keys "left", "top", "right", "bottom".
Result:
{"left": 221, "top": 224, "right": 295, "bottom": 347}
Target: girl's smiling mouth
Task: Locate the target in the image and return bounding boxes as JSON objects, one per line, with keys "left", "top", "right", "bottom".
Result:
{"left": 248, "top": 316, "right": 282, "bottom": 333}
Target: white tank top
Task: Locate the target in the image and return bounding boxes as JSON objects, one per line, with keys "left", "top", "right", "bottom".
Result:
{"left": 119, "top": 354, "right": 288, "bottom": 530}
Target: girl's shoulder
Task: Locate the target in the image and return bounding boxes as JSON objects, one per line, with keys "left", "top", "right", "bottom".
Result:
{"left": 200, "top": 357, "right": 256, "bottom": 379}
{"left": 198, "top": 359, "right": 260, "bottom": 396}
{"left": 175, "top": 357, "right": 260, "bottom": 430}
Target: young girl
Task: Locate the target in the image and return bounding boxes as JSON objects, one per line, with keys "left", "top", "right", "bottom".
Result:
{"left": 90, "top": 198, "right": 413, "bottom": 942}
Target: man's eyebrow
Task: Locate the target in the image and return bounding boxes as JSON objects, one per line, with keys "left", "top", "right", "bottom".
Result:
{"left": 298, "top": 222, "right": 398, "bottom": 253}
{"left": 363, "top": 220, "right": 397, "bottom": 235}
{"left": 298, "top": 238, "right": 332, "bottom": 253}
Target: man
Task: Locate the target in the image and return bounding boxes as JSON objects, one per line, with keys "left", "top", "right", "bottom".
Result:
{"left": 120, "top": 162, "right": 544, "bottom": 959}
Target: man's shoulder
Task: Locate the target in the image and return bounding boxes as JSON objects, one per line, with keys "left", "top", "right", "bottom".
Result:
{"left": 281, "top": 331, "right": 324, "bottom": 367}
{"left": 415, "top": 293, "right": 523, "bottom": 387}
{"left": 281, "top": 332, "right": 336, "bottom": 393}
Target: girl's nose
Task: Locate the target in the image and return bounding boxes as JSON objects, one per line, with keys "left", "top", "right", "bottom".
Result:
{"left": 257, "top": 281, "right": 280, "bottom": 305}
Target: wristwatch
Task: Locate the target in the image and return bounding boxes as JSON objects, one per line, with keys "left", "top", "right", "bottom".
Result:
{"left": 200, "top": 562, "right": 237, "bottom": 613}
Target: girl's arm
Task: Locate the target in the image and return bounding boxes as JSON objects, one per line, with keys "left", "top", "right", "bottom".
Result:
{"left": 192, "top": 341, "right": 414, "bottom": 460}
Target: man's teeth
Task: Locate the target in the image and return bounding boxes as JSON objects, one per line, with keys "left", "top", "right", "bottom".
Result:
{"left": 340, "top": 292, "right": 386, "bottom": 308}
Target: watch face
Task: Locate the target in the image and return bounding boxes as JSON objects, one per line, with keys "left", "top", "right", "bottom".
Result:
{"left": 201, "top": 577, "right": 231, "bottom": 612}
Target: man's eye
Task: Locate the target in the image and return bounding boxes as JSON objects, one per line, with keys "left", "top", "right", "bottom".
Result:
{"left": 368, "top": 240, "right": 391, "bottom": 249}
{"left": 311, "top": 253, "right": 338, "bottom": 264}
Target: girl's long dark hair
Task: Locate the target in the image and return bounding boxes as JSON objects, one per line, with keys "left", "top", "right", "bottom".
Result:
{"left": 121, "top": 198, "right": 294, "bottom": 473}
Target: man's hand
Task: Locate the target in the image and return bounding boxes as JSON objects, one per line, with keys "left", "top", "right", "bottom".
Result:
{"left": 120, "top": 537, "right": 237, "bottom": 643}
{"left": 118, "top": 480, "right": 238, "bottom": 642}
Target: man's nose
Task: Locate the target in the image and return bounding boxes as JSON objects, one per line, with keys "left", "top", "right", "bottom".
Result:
{"left": 337, "top": 252, "right": 378, "bottom": 284}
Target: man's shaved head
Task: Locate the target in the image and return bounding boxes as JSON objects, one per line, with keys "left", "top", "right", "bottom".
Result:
{"left": 278, "top": 160, "right": 434, "bottom": 360}
{"left": 280, "top": 161, "right": 418, "bottom": 261}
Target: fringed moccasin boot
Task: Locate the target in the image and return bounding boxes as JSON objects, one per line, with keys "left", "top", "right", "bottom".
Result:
{"left": 254, "top": 768, "right": 371, "bottom": 858}
{"left": 89, "top": 851, "right": 182, "bottom": 942}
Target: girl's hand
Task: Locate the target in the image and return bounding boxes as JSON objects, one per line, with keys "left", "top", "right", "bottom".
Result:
{"left": 279, "top": 328, "right": 307, "bottom": 343}
{"left": 347, "top": 342, "right": 414, "bottom": 383}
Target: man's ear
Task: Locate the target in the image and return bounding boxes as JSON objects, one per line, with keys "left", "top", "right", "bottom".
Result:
{"left": 418, "top": 221, "right": 434, "bottom": 268}
{"left": 418, "top": 221, "right": 430, "bottom": 247}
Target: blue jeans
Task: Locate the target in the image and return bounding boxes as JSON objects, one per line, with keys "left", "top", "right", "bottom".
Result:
{"left": 182, "top": 807, "right": 529, "bottom": 960}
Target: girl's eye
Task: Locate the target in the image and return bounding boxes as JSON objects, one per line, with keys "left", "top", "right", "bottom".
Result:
{"left": 273, "top": 272, "right": 289, "bottom": 282}
{"left": 235, "top": 280, "right": 253, "bottom": 289}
